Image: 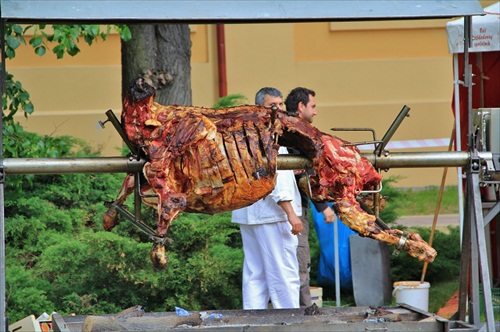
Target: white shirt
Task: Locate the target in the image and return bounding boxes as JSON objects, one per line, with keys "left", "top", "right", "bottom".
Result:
{"left": 232, "top": 147, "right": 302, "bottom": 224}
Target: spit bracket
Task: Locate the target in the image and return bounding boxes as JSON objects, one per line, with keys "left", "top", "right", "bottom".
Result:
{"left": 392, "top": 231, "right": 409, "bottom": 257}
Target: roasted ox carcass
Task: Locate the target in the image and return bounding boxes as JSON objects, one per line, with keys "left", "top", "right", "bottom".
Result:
{"left": 104, "top": 78, "right": 437, "bottom": 269}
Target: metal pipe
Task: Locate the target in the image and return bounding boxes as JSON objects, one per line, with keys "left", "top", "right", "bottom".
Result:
{"left": 0, "top": 20, "right": 7, "bottom": 332}
{"left": 276, "top": 154, "right": 313, "bottom": 170}
{"left": 364, "top": 151, "right": 470, "bottom": 169}
{"left": 279, "top": 152, "right": 470, "bottom": 170}
{"left": 1, "top": 157, "right": 144, "bottom": 175}
{"left": 0, "top": 152, "right": 473, "bottom": 176}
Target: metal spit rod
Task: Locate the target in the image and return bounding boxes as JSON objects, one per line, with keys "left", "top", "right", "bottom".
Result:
{"left": 374, "top": 105, "right": 411, "bottom": 157}
{"left": 278, "top": 152, "right": 472, "bottom": 170}
{"left": 99, "top": 110, "right": 139, "bottom": 156}
{"left": 0, "top": 151, "right": 474, "bottom": 175}
{"left": 0, "top": 157, "right": 145, "bottom": 175}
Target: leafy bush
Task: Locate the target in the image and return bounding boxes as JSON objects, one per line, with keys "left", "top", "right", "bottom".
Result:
{"left": 3, "top": 124, "right": 245, "bottom": 322}
{"left": 212, "top": 94, "right": 248, "bottom": 108}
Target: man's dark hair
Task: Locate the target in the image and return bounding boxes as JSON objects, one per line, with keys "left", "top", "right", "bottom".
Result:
{"left": 285, "top": 87, "right": 315, "bottom": 116}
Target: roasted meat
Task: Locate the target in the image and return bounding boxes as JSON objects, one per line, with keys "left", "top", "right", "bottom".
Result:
{"left": 278, "top": 115, "right": 436, "bottom": 263}
{"left": 104, "top": 78, "right": 437, "bottom": 269}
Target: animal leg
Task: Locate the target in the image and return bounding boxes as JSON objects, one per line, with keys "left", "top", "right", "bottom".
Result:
{"left": 103, "top": 174, "right": 135, "bottom": 231}
{"left": 335, "top": 198, "right": 437, "bottom": 262}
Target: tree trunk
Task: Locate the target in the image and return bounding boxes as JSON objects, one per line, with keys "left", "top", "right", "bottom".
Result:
{"left": 121, "top": 24, "right": 192, "bottom": 106}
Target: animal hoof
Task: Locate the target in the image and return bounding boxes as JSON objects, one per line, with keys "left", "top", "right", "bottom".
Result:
{"left": 103, "top": 208, "right": 119, "bottom": 231}
{"left": 150, "top": 243, "right": 168, "bottom": 269}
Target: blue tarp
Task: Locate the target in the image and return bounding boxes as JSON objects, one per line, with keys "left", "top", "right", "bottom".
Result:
{"left": 312, "top": 202, "right": 356, "bottom": 290}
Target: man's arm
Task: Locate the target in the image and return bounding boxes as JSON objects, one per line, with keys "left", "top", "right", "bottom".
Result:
{"left": 321, "top": 205, "right": 336, "bottom": 223}
{"left": 293, "top": 167, "right": 336, "bottom": 223}
{"left": 278, "top": 200, "right": 303, "bottom": 235}
{"left": 313, "top": 202, "right": 336, "bottom": 223}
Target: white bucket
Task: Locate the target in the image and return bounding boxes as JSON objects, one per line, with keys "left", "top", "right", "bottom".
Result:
{"left": 393, "top": 281, "right": 430, "bottom": 312}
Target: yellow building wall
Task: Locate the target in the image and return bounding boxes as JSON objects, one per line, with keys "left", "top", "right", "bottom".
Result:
{"left": 8, "top": 1, "right": 496, "bottom": 187}
{"left": 219, "top": 21, "right": 457, "bottom": 188}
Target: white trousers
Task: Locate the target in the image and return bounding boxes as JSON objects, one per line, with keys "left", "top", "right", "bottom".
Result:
{"left": 240, "top": 221, "right": 300, "bottom": 310}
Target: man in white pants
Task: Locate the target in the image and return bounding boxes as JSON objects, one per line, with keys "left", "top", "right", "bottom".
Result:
{"left": 232, "top": 87, "right": 303, "bottom": 310}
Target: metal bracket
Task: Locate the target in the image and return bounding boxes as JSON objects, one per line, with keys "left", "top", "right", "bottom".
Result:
{"left": 360, "top": 181, "right": 383, "bottom": 194}
{"left": 392, "top": 231, "right": 408, "bottom": 257}
{"left": 330, "top": 127, "right": 382, "bottom": 149}
{"left": 137, "top": 176, "right": 158, "bottom": 199}
{"left": 357, "top": 198, "right": 391, "bottom": 231}
{"left": 100, "top": 110, "right": 140, "bottom": 157}
{"left": 101, "top": 109, "right": 158, "bottom": 230}
{"left": 108, "top": 203, "right": 168, "bottom": 245}
{"left": 469, "top": 151, "right": 481, "bottom": 173}
{"left": 375, "top": 105, "right": 411, "bottom": 157}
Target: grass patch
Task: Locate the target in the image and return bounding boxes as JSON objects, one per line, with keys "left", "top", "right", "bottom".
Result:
{"left": 428, "top": 279, "right": 459, "bottom": 313}
{"left": 394, "top": 186, "right": 460, "bottom": 216}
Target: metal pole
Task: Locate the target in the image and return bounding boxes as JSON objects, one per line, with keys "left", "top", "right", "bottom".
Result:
{"left": 1, "top": 157, "right": 144, "bottom": 174}
{"left": 374, "top": 105, "right": 411, "bottom": 157}
{"left": 0, "top": 151, "right": 474, "bottom": 176}
{"left": 469, "top": 169, "right": 495, "bottom": 331}
{"left": 279, "top": 152, "right": 471, "bottom": 170}
{"left": 363, "top": 151, "right": 470, "bottom": 169}
{"left": 462, "top": 15, "right": 495, "bottom": 332}
{"left": 453, "top": 52, "right": 465, "bottom": 244}
{"left": 0, "top": 17, "right": 7, "bottom": 332}
{"left": 0, "top": 151, "right": 472, "bottom": 176}
{"left": 334, "top": 216, "right": 341, "bottom": 307}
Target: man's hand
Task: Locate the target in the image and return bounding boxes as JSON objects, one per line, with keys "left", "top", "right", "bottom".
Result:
{"left": 293, "top": 169, "right": 305, "bottom": 176}
{"left": 277, "top": 200, "right": 303, "bottom": 235}
{"left": 288, "top": 214, "right": 303, "bottom": 235}
{"left": 322, "top": 206, "right": 336, "bottom": 223}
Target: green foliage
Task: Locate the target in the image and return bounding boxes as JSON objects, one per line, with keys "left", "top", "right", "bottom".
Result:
{"left": 4, "top": 24, "right": 25, "bottom": 59}
{"left": 5, "top": 266, "right": 55, "bottom": 320}
{"left": 394, "top": 186, "right": 460, "bottom": 216}
{"left": 2, "top": 24, "right": 131, "bottom": 121}
{"left": 212, "top": 94, "right": 248, "bottom": 108}
{"left": 308, "top": 213, "right": 321, "bottom": 286}
{"left": 4, "top": 127, "right": 245, "bottom": 321}
{"left": 2, "top": 74, "right": 34, "bottom": 122}
{"left": 428, "top": 279, "right": 459, "bottom": 313}
{"left": 2, "top": 122, "right": 84, "bottom": 159}
{"left": 2, "top": 121, "right": 91, "bottom": 190}
{"left": 35, "top": 232, "right": 157, "bottom": 314}
{"left": 163, "top": 212, "right": 243, "bottom": 310}
{"left": 3, "top": 22, "right": 248, "bottom": 322}
{"left": 4, "top": 24, "right": 131, "bottom": 61}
